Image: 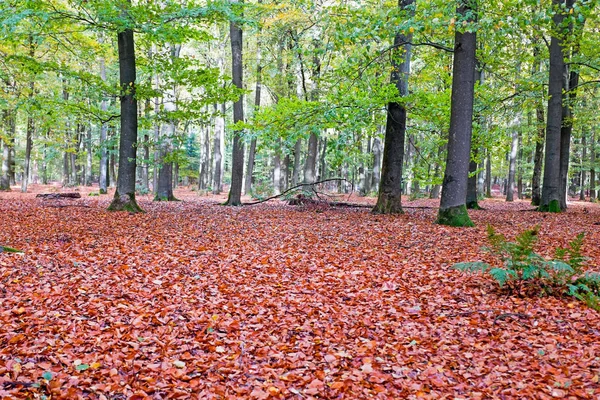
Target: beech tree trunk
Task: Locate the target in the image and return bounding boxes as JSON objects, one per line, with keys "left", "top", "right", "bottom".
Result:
{"left": 0, "top": 111, "right": 11, "bottom": 191}
{"left": 591, "top": 129, "right": 596, "bottom": 201}
{"left": 212, "top": 103, "right": 224, "bottom": 194}
{"left": 292, "top": 138, "right": 302, "bottom": 186}
{"left": 540, "top": 0, "right": 566, "bottom": 212}
{"left": 437, "top": 0, "right": 477, "bottom": 227}
{"left": 21, "top": 90, "right": 34, "bottom": 193}
{"left": 226, "top": 0, "right": 245, "bottom": 206}
{"left": 108, "top": 4, "right": 143, "bottom": 213}
{"left": 580, "top": 134, "right": 586, "bottom": 201}
{"left": 244, "top": 31, "right": 262, "bottom": 195}
{"left": 506, "top": 121, "right": 519, "bottom": 202}
{"left": 99, "top": 51, "right": 109, "bottom": 194}
{"left": 372, "top": 0, "right": 414, "bottom": 214}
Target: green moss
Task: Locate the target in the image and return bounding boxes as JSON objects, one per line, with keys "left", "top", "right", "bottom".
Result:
{"left": 108, "top": 193, "right": 145, "bottom": 213}
{"left": 466, "top": 200, "right": 482, "bottom": 210}
{"left": 436, "top": 204, "right": 474, "bottom": 227}
{"left": 537, "top": 199, "right": 562, "bottom": 213}
{"left": 153, "top": 193, "right": 180, "bottom": 202}
{"left": 98, "top": 189, "right": 107, "bottom": 194}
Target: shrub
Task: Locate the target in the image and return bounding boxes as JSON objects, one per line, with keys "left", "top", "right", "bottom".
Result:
{"left": 453, "top": 225, "right": 599, "bottom": 311}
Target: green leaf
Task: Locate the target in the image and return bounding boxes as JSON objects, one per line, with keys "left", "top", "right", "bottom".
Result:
{"left": 544, "top": 261, "right": 574, "bottom": 273}
{"left": 0, "top": 245, "right": 23, "bottom": 253}
{"left": 489, "top": 268, "right": 516, "bottom": 287}
{"left": 75, "top": 364, "right": 90, "bottom": 371}
{"left": 42, "top": 371, "right": 53, "bottom": 380}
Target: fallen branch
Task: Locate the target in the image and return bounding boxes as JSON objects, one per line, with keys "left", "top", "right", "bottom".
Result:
{"left": 494, "top": 312, "right": 531, "bottom": 325}
{"left": 243, "top": 178, "right": 348, "bottom": 205}
{"left": 45, "top": 204, "right": 91, "bottom": 209}
{"left": 36, "top": 193, "right": 81, "bottom": 199}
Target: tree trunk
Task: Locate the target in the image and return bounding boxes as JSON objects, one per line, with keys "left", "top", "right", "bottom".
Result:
{"left": 292, "top": 138, "right": 302, "bottom": 186}
{"left": 373, "top": 0, "right": 414, "bottom": 214}
{"left": 580, "top": 134, "right": 586, "bottom": 201}
{"left": 225, "top": 2, "right": 245, "bottom": 205}
{"left": 21, "top": 87, "right": 35, "bottom": 193}
{"left": 540, "top": 0, "right": 567, "bottom": 212}
{"left": 273, "top": 148, "right": 281, "bottom": 195}
{"left": 0, "top": 111, "right": 11, "bottom": 191}
{"left": 318, "top": 137, "right": 328, "bottom": 182}
{"left": 437, "top": 1, "right": 477, "bottom": 227}
{"left": 506, "top": 121, "right": 519, "bottom": 202}
{"left": 466, "top": 156, "right": 479, "bottom": 208}
{"left": 244, "top": 30, "right": 262, "bottom": 195}
{"left": 108, "top": 4, "right": 143, "bottom": 212}
{"left": 212, "top": 104, "right": 224, "bottom": 194}
{"left": 531, "top": 106, "right": 545, "bottom": 206}
{"left": 85, "top": 125, "right": 93, "bottom": 186}
{"left": 591, "top": 128, "right": 596, "bottom": 201}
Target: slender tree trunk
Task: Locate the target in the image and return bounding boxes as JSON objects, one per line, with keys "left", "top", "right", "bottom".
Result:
{"left": 373, "top": 0, "right": 414, "bottom": 214}
{"left": 467, "top": 154, "right": 479, "bottom": 207}
{"left": 244, "top": 30, "right": 262, "bottom": 195}
{"left": 579, "top": 134, "right": 586, "bottom": 200}
{"left": 531, "top": 105, "right": 545, "bottom": 205}
{"left": 540, "top": 0, "right": 566, "bottom": 212}
{"left": 590, "top": 128, "right": 596, "bottom": 201}
{"left": 292, "top": 138, "right": 302, "bottom": 185}
{"left": 155, "top": 45, "right": 180, "bottom": 201}
{"left": 273, "top": 149, "right": 281, "bottom": 195}
{"left": 372, "top": 133, "right": 381, "bottom": 190}
{"left": 21, "top": 85, "right": 35, "bottom": 193}
{"left": 226, "top": 2, "right": 245, "bottom": 205}
{"left": 212, "top": 104, "right": 224, "bottom": 194}
{"left": 437, "top": 0, "right": 477, "bottom": 226}
{"left": 85, "top": 125, "right": 92, "bottom": 186}
{"left": 318, "top": 137, "right": 328, "bottom": 182}
{"left": 506, "top": 121, "right": 519, "bottom": 202}
{"left": 0, "top": 111, "right": 11, "bottom": 191}
{"left": 108, "top": 3, "right": 143, "bottom": 212}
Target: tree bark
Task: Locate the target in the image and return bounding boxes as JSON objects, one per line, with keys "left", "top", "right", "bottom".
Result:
{"left": 292, "top": 138, "right": 302, "bottom": 186}
{"left": 540, "top": 0, "right": 567, "bottom": 212}
{"left": 108, "top": 3, "right": 143, "bottom": 212}
{"left": 373, "top": 0, "right": 414, "bottom": 214}
{"left": 21, "top": 86, "right": 35, "bottom": 193}
{"left": 212, "top": 103, "right": 224, "bottom": 194}
{"left": 0, "top": 111, "right": 12, "bottom": 191}
{"left": 506, "top": 120, "right": 519, "bottom": 202}
{"left": 244, "top": 29, "right": 262, "bottom": 195}
{"left": 437, "top": 1, "right": 477, "bottom": 226}
{"left": 590, "top": 128, "right": 596, "bottom": 201}
{"left": 225, "top": 0, "right": 245, "bottom": 206}
{"left": 580, "top": 134, "right": 586, "bottom": 201}
{"left": 99, "top": 48, "right": 109, "bottom": 194}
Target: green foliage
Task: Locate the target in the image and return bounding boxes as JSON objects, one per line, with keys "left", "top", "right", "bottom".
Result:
{"left": 0, "top": 245, "right": 23, "bottom": 253}
{"left": 250, "top": 180, "right": 274, "bottom": 201}
{"left": 454, "top": 226, "right": 599, "bottom": 311}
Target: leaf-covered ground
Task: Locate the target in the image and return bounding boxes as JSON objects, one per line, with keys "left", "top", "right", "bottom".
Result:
{"left": 1, "top": 186, "right": 599, "bottom": 399}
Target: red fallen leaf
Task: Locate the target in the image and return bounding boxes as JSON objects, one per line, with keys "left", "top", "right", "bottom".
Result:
{"left": 324, "top": 354, "right": 336, "bottom": 363}
{"left": 8, "top": 334, "right": 25, "bottom": 344}
{"left": 250, "top": 387, "right": 269, "bottom": 399}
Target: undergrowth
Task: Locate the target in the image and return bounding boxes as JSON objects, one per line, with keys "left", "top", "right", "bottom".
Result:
{"left": 453, "top": 225, "right": 600, "bottom": 311}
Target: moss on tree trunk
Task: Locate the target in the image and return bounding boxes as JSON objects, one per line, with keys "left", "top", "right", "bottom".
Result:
{"left": 436, "top": 204, "right": 474, "bottom": 227}
{"left": 108, "top": 193, "right": 144, "bottom": 213}
{"left": 537, "top": 199, "right": 562, "bottom": 213}
{"left": 466, "top": 200, "right": 482, "bottom": 210}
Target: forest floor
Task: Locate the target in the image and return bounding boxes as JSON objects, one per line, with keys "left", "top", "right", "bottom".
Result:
{"left": 1, "top": 184, "right": 599, "bottom": 399}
